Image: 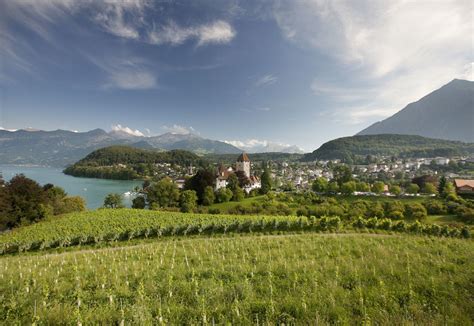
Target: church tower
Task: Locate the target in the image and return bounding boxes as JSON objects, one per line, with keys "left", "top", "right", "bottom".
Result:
{"left": 236, "top": 152, "right": 251, "bottom": 178}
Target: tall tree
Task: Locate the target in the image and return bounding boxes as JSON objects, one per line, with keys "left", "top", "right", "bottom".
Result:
{"left": 260, "top": 162, "right": 272, "bottom": 194}
{"left": 185, "top": 169, "right": 215, "bottom": 203}
{"left": 103, "top": 193, "right": 124, "bottom": 209}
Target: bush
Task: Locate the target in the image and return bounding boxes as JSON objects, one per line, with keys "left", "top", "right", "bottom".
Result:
{"left": 405, "top": 203, "right": 427, "bottom": 220}
{"left": 423, "top": 200, "right": 447, "bottom": 215}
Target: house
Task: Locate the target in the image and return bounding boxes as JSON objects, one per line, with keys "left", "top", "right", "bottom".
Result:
{"left": 454, "top": 179, "right": 474, "bottom": 194}
{"left": 215, "top": 153, "right": 261, "bottom": 193}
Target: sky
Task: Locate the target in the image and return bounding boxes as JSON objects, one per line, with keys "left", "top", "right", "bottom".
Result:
{"left": 1, "top": 0, "right": 472, "bottom": 151}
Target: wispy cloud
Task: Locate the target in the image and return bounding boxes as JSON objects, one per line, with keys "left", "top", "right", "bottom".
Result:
{"left": 255, "top": 74, "right": 277, "bottom": 87}
{"left": 148, "top": 20, "right": 236, "bottom": 46}
{"left": 87, "top": 56, "right": 157, "bottom": 90}
{"left": 273, "top": 0, "right": 472, "bottom": 124}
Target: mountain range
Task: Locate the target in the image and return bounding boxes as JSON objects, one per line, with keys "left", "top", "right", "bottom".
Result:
{"left": 0, "top": 129, "right": 243, "bottom": 167}
{"left": 358, "top": 79, "right": 473, "bottom": 142}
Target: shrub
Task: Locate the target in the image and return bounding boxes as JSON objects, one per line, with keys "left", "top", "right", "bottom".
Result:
{"left": 405, "top": 203, "right": 427, "bottom": 220}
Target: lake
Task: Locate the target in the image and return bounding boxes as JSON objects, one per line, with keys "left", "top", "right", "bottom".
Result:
{"left": 0, "top": 165, "right": 143, "bottom": 209}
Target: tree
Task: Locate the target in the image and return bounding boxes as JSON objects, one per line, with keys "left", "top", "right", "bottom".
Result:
{"left": 406, "top": 183, "right": 420, "bottom": 194}
{"left": 185, "top": 169, "right": 215, "bottom": 203}
{"left": 438, "top": 176, "right": 447, "bottom": 196}
{"left": 232, "top": 186, "right": 245, "bottom": 202}
{"left": 132, "top": 196, "right": 146, "bottom": 209}
{"left": 356, "top": 182, "right": 370, "bottom": 192}
{"left": 328, "top": 181, "right": 339, "bottom": 193}
{"left": 333, "top": 165, "right": 352, "bottom": 186}
{"left": 235, "top": 170, "right": 250, "bottom": 188}
{"left": 7, "top": 174, "right": 48, "bottom": 226}
{"left": 260, "top": 163, "right": 272, "bottom": 194}
{"left": 390, "top": 185, "right": 402, "bottom": 196}
{"left": 312, "top": 177, "right": 328, "bottom": 193}
{"left": 422, "top": 183, "right": 438, "bottom": 195}
{"left": 103, "top": 193, "right": 124, "bottom": 209}
{"left": 405, "top": 202, "right": 427, "bottom": 220}
{"left": 216, "top": 188, "right": 233, "bottom": 203}
{"left": 147, "top": 178, "right": 180, "bottom": 208}
{"left": 61, "top": 196, "right": 86, "bottom": 213}
{"left": 179, "top": 190, "right": 198, "bottom": 213}
{"left": 340, "top": 181, "right": 356, "bottom": 195}
{"left": 372, "top": 181, "right": 385, "bottom": 194}
{"left": 202, "top": 186, "right": 215, "bottom": 206}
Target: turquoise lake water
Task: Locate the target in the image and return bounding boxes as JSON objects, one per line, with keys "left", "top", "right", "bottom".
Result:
{"left": 0, "top": 165, "right": 142, "bottom": 209}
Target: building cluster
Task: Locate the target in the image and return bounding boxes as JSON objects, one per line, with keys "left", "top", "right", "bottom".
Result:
{"left": 215, "top": 153, "right": 261, "bottom": 193}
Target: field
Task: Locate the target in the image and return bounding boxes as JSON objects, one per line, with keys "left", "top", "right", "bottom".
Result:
{"left": 1, "top": 233, "right": 473, "bottom": 324}
{"left": 0, "top": 209, "right": 469, "bottom": 254}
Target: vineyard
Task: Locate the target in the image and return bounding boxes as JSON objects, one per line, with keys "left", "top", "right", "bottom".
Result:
{"left": 0, "top": 209, "right": 470, "bottom": 254}
{"left": 0, "top": 234, "right": 473, "bottom": 324}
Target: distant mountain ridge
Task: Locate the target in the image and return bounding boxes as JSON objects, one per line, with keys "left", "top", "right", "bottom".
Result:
{"left": 358, "top": 79, "right": 474, "bottom": 142}
{"left": 302, "top": 134, "right": 474, "bottom": 162}
{"left": 0, "top": 128, "right": 241, "bottom": 167}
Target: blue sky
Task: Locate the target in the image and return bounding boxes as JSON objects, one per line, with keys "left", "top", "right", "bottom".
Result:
{"left": 1, "top": 0, "right": 472, "bottom": 150}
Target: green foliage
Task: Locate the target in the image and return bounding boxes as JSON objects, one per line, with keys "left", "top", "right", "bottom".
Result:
{"left": 202, "top": 186, "right": 215, "bottom": 206}
{"left": 312, "top": 177, "right": 328, "bottom": 193}
{"left": 303, "top": 134, "right": 474, "bottom": 162}
{"left": 1, "top": 233, "right": 472, "bottom": 324}
{"left": 328, "top": 181, "right": 339, "bottom": 193}
{"left": 340, "top": 181, "right": 356, "bottom": 195}
{"left": 179, "top": 190, "right": 198, "bottom": 213}
{"left": 260, "top": 163, "right": 272, "bottom": 194}
{"left": 333, "top": 165, "right": 352, "bottom": 186}
{"left": 405, "top": 203, "right": 427, "bottom": 220}
{"left": 132, "top": 196, "right": 146, "bottom": 209}
{"left": 406, "top": 183, "right": 420, "bottom": 194}
{"left": 372, "top": 181, "right": 385, "bottom": 194}
{"left": 64, "top": 146, "right": 201, "bottom": 180}
{"left": 216, "top": 188, "right": 233, "bottom": 203}
{"left": 185, "top": 169, "right": 215, "bottom": 203}
{"left": 390, "top": 185, "right": 402, "bottom": 196}
{"left": 356, "top": 181, "right": 370, "bottom": 192}
{"left": 103, "top": 193, "right": 124, "bottom": 209}
{"left": 146, "top": 178, "right": 180, "bottom": 208}
{"left": 232, "top": 186, "right": 245, "bottom": 202}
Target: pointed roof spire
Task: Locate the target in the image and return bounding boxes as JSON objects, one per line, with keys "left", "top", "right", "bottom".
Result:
{"left": 237, "top": 152, "right": 250, "bottom": 162}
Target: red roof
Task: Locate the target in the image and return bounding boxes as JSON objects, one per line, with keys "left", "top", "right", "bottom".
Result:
{"left": 454, "top": 179, "right": 474, "bottom": 189}
{"left": 237, "top": 152, "right": 250, "bottom": 162}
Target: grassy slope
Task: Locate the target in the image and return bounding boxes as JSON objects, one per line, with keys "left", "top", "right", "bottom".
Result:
{"left": 0, "top": 233, "right": 472, "bottom": 324}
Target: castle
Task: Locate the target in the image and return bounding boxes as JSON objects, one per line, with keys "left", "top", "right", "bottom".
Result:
{"left": 215, "top": 153, "right": 261, "bottom": 193}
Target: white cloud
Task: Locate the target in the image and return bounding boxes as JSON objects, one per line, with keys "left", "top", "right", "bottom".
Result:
{"left": 148, "top": 20, "right": 236, "bottom": 46}
{"left": 111, "top": 124, "right": 145, "bottom": 137}
{"left": 255, "top": 74, "right": 278, "bottom": 87}
{"left": 225, "top": 139, "right": 304, "bottom": 153}
{"left": 162, "top": 124, "right": 196, "bottom": 135}
{"left": 274, "top": 0, "right": 472, "bottom": 124}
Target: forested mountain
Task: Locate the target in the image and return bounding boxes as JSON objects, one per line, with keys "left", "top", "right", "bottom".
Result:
{"left": 302, "top": 134, "right": 474, "bottom": 163}
{"left": 0, "top": 129, "right": 241, "bottom": 166}
{"left": 358, "top": 79, "right": 474, "bottom": 142}
{"left": 63, "top": 146, "right": 202, "bottom": 180}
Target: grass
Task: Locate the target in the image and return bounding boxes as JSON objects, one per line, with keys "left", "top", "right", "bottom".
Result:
{"left": 0, "top": 233, "right": 472, "bottom": 324}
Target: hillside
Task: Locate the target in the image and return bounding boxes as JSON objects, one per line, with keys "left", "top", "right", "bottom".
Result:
{"left": 358, "top": 79, "right": 474, "bottom": 142}
{"left": 303, "top": 134, "right": 474, "bottom": 162}
{"left": 0, "top": 209, "right": 472, "bottom": 324}
{"left": 0, "top": 129, "right": 241, "bottom": 166}
{"left": 63, "top": 146, "right": 202, "bottom": 179}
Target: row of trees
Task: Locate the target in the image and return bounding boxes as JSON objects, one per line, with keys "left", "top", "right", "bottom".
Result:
{"left": 312, "top": 171, "right": 457, "bottom": 197}
{"left": 0, "top": 174, "right": 86, "bottom": 230}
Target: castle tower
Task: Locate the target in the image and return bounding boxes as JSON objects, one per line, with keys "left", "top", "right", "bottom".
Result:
{"left": 236, "top": 152, "right": 251, "bottom": 178}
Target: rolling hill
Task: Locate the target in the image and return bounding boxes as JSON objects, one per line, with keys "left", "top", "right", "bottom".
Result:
{"left": 302, "top": 134, "right": 474, "bottom": 162}
{"left": 358, "top": 79, "right": 474, "bottom": 142}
